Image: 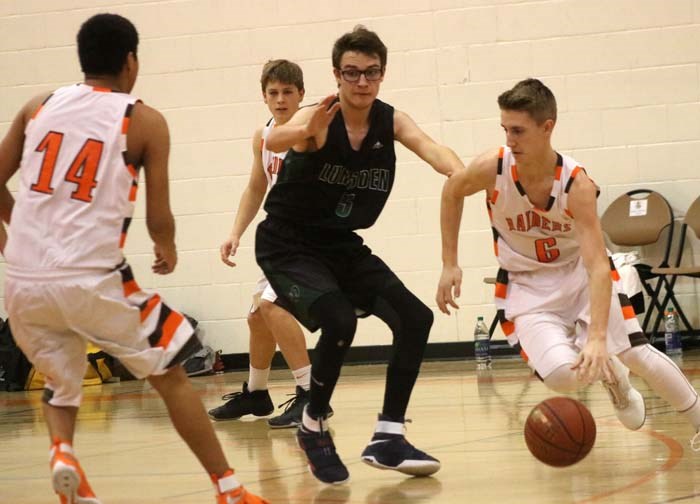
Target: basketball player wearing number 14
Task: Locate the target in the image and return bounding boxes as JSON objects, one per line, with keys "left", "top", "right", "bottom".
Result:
{"left": 0, "top": 13, "right": 266, "bottom": 504}
{"left": 437, "top": 78, "right": 700, "bottom": 450}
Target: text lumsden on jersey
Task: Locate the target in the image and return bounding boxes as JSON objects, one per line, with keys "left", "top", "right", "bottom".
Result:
{"left": 505, "top": 210, "right": 572, "bottom": 233}
{"left": 318, "top": 163, "right": 390, "bottom": 192}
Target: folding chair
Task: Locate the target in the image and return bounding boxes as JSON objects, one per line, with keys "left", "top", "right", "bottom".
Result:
{"left": 600, "top": 189, "right": 687, "bottom": 338}
{"left": 651, "top": 195, "right": 700, "bottom": 334}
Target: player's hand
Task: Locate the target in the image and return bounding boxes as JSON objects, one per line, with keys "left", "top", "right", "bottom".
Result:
{"left": 436, "top": 265, "right": 462, "bottom": 315}
{"left": 220, "top": 236, "right": 240, "bottom": 267}
{"left": 303, "top": 94, "right": 341, "bottom": 138}
{"left": 571, "top": 337, "right": 610, "bottom": 384}
{"left": 153, "top": 243, "right": 177, "bottom": 274}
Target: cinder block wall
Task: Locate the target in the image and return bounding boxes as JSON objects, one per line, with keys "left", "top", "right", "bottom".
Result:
{"left": 1, "top": 0, "right": 698, "bottom": 353}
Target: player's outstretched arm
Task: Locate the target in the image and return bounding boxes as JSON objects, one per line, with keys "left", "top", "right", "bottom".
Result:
{"left": 129, "top": 102, "right": 177, "bottom": 275}
{"left": 221, "top": 128, "right": 268, "bottom": 267}
{"left": 394, "top": 109, "right": 465, "bottom": 178}
{"left": 436, "top": 148, "right": 499, "bottom": 314}
{"left": 265, "top": 94, "right": 340, "bottom": 153}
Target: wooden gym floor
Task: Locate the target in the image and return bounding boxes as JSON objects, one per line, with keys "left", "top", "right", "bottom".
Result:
{"left": 2, "top": 353, "right": 700, "bottom": 503}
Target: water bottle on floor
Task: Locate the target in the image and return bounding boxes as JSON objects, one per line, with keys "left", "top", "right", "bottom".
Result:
{"left": 664, "top": 308, "right": 683, "bottom": 358}
{"left": 474, "top": 316, "right": 491, "bottom": 369}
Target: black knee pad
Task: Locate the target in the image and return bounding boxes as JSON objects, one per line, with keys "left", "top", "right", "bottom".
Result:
{"left": 310, "top": 291, "right": 357, "bottom": 349}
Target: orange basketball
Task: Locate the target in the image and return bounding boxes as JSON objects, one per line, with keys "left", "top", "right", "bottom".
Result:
{"left": 524, "top": 396, "right": 596, "bottom": 467}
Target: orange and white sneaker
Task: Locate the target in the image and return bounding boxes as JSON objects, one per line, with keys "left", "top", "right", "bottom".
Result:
{"left": 212, "top": 470, "right": 269, "bottom": 504}
{"left": 49, "top": 438, "right": 101, "bottom": 504}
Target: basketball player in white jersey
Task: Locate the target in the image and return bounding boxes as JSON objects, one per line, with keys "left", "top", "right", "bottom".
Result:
{"left": 436, "top": 78, "right": 700, "bottom": 449}
{"left": 209, "top": 60, "right": 329, "bottom": 428}
{"left": 0, "top": 14, "right": 267, "bottom": 504}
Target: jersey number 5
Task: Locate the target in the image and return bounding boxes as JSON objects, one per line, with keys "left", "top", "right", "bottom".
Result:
{"left": 535, "top": 237, "right": 560, "bottom": 263}
{"left": 31, "top": 131, "right": 104, "bottom": 203}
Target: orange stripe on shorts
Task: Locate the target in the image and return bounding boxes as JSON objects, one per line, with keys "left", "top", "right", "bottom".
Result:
{"left": 501, "top": 319, "right": 515, "bottom": 336}
{"left": 610, "top": 269, "right": 621, "bottom": 282}
{"left": 123, "top": 279, "right": 140, "bottom": 297}
{"left": 520, "top": 348, "right": 529, "bottom": 362}
{"left": 495, "top": 282, "right": 507, "bottom": 299}
{"left": 141, "top": 294, "right": 161, "bottom": 322}
{"left": 622, "top": 305, "right": 636, "bottom": 320}
{"left": 156, "top": 311, "right": 184, "bottom": 349}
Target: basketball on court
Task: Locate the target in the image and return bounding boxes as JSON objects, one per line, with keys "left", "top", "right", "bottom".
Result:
{"left": 524, "top": 396, "right": 596, "bottom": 467}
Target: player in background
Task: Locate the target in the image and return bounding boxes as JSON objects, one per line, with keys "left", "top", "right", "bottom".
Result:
{"left": 209, "top": 59, "right": 333, "bottom": 428}
{"left": 0, "top": 13, "right": 268, "bottom": 504}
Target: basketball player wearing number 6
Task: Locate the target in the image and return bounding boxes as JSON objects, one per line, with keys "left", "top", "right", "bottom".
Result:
{"left": 0, "top": 13, "right": 267, "bottom": 504}
{"left": 436, "top": 78, "right": 700, "bottom": 449}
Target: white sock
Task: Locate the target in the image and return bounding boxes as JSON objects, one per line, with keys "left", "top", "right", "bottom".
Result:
{"left": 302, "top": 406, "right": 326, "bottom": 432}
{"left": 215, "top": 471, "right": 241, "bottom": 494}
{"left": 374, "top": 419, "right": 404, "bottom": 436}
{"left": 247, "top": 365, "right": 270, "bottom": 392}
{"left": 292, "top": 365, "right": 311, "bottom": 391}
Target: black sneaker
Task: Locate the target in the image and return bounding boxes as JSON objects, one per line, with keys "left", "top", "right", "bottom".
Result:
{"left": 207, "top": 381, "right": 274, "bottom": 421}
{"left": 361, "top": 429, "right": 440, "bottom": 476}
{"left": 296, "top": 424, "right": 349, "bottom": 484}
{"left": 268, "top": 387, "right": 334, "bottom": 429}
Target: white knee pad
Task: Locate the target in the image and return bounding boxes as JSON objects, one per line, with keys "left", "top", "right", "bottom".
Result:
{"left": 543, "top": 363, "right": 582, "bottom": 393}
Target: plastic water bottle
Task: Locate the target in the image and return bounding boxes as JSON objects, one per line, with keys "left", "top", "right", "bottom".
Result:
{"left": 664, "top": 308, "right": 683, "bottom": 357}
{"left": 474, "top": 316, "right": 491, "bottom": 369}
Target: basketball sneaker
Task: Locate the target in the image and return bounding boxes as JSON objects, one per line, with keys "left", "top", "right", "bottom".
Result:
{"left": 208, "top": 382, "right": 274, "bottom": 421}
{"left": 361, "top": 415, "right": 440, "bottom": 476}
{"left": 268, "top": 386, "right": 334, "bottom": 429}
{"left": 212, "top": 470, "right": 269, "bottom": 504}
{"left": 50, "top": 438, "right": 101, "bottom": 504}
{"left": 602, "top": 356, "right": 646, "bottom": 431}
{"left": 296, "top": 423, "right": 349, "bottom": 484}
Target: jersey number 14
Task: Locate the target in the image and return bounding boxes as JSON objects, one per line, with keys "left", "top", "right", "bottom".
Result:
{"left": 30, "top": 131, "right": 104, "bottom": 203}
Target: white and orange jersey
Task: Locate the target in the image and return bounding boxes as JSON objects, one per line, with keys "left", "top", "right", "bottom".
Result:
{"left": 260, "top": 118, "right": 286, "bottom": 188}
{"left": 5, "top": 84, "right": 141, "bottom": 275}
{"left": 487, "top": 146, "right": 593, "bottom": 273}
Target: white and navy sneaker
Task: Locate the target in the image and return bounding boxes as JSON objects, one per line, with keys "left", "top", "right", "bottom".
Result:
{"left": 360, "top": 415, "right": 440, "bottom": 476}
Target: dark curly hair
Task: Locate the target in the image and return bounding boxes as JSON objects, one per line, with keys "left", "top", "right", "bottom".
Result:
{"left": 77, "top": 13, "right": 139, "bottom": 76}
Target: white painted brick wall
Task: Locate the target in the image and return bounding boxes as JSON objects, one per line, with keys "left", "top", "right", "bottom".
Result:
{"left": 1, "top": 0, "right": 699, "bottom": 354}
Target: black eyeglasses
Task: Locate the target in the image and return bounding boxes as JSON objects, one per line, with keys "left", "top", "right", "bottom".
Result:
{"left": 338, "top": 67, "right": 383, "bottom": 82}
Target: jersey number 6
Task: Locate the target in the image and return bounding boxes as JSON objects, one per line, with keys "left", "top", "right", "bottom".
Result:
{"left": 535, "top": 237, "right": 560, "bottom": 263}
{"left": 31, "top": 131, "right": 104, "bottom": 203}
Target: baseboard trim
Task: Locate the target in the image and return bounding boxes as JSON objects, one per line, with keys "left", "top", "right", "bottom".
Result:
{"left": 220, "top": 339, "right": 519, "bottom": 372}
